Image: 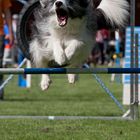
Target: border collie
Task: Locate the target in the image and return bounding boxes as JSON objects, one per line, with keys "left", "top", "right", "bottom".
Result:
{"left": 30, "top": 0, "right": 129, "bottom": 91}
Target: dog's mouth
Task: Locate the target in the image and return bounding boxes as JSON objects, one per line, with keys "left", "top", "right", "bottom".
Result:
{"left": 56, "top": 8, "right": 68, "bottom": 27}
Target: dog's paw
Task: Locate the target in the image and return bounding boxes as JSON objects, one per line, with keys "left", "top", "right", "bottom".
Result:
{"left": 55, "top": 53, "right": 67, "bottom": 65}
{"left": 40, "top": 79, "right": 51, "bottom": 91}
{"left": 67, "top": 74, "right": 76, "bottom": 84}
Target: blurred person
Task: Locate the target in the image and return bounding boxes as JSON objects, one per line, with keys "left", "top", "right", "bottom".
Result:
{"left": 87, "top": 29, "right": 109, "bottom": 67}
{"left": 96, "top": 30, "right": 105, "bottom": 65}
{"left": 3, "top": 20, "right": 12, "bottom": 67}
{"left": 12, "top": 14, "right": 19, "bottom": 67}
{"left": 0, "top": 0, "right": 13, "bottom": 98}
{"left": 106, "top": 30, "right": 116, "bottom": 66}
{"left": 102, "top": 29, "right": 109, "bottom": 51}
{"left": 102, "top": 29, "right": 109, "bottom": 63}
{"left": 86, "top": 44, "right": 101, "bottom": 67}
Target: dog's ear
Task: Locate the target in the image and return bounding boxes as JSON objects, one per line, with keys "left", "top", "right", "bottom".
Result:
{"left": 95, "top": 0, "right": 129, "bottom": 30}
{"left": 92, "top": 0, "right": 102, "bottom": 8}
{"left": 95, "top": 9, "right": 117, "bottom": 30}
{"left": 95, "top": 0, "right": 129, "bottom": 28}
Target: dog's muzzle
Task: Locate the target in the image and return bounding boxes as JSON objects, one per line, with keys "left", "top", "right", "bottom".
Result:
{"left": 55, "top": 1, "right": 63, "bottom": 8}
{"left": 55, "top": 1, "right": 68, "bottom": 27}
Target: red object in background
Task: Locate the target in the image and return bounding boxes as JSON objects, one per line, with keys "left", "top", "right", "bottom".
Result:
{"left": 5, "top": 44, "right": 11, "bottom": 49}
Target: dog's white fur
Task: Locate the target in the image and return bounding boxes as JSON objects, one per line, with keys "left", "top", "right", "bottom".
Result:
{"left": 97, "top": 0, "right": 129, "bottom": 26}
{"left": 30, "top": 0, "right": 129, "bottom": 91}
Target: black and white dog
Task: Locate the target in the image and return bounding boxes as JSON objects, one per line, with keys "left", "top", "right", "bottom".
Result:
{"left": 30, "top": 0, "right": 129, "bottom": 91}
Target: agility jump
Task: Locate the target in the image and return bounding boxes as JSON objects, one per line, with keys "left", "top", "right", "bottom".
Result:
{"left": 1, "top": 68, "right": 140, "bottom": 75}
{"left": 0, "top": 0, "right": 138, "bottom": 121}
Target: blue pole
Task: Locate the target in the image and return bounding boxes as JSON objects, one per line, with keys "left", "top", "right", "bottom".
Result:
{"left": 24, "top": 68, "right": 140, "bottom": 74}
{"left": 84, "top": 64, "right": 125, "bottom": 112}
{"left": 18, "top": 50, "right": 27, "bottom": 87}
{"left": 0, "top": 68, "right": 140, "bottom": 74}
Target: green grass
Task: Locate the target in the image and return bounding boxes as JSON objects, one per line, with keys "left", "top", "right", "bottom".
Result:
{"left": 0, "top": 119, "right": 140, "bottom": 140}
{"left": 0, "top": 73, "right": 139, "bottom": 140}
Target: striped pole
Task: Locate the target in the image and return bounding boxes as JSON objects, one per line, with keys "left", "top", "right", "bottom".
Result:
{"left": 0, "top": 68, "right": 140, "bottom": 74}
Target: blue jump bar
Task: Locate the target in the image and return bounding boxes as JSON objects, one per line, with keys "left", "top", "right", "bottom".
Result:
{"left": 25, "top": 68, "right": 67, "bottom": 74}
{"left": 0, "top": 68, "right": 140, "bottom": 74}
{"left": 108, "top": 68, "right": 140, "bottom": 74}
{"left": 24, "top": 68, "right": 140, "bottom": 74}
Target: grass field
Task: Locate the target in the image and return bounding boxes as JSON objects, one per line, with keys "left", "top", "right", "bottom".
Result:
{"left": 0, "top": 73, "right": 140, "bottom": 140}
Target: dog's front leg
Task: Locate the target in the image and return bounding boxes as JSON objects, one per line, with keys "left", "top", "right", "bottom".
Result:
{"left": 65, "top": 39, "right": 84, "bottom": 61}
{"left": 65, "top": 40, "right": 84, "bottom": 84}
{"left": 41, "top": 74, "right": 51, "bottom": 91}
{"left": 53, "top": 40, "right": 66, "bottom": 65}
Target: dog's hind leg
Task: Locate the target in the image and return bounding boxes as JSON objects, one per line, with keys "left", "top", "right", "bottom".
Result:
{"left": 40, "top": 74, "right": 51, "bottom": 91}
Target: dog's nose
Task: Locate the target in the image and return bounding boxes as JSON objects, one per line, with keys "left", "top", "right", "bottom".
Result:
{"left": 55, "top": 1, "right": 63, "bottom": 7}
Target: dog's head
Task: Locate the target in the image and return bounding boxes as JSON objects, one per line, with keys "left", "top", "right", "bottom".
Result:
{"left": 39, "top": 0, "right": 90, "bottom": 27}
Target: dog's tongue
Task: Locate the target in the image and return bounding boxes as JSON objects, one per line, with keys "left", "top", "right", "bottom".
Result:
{"left": 58, "top": 17, "right": 67, "bottom": 27}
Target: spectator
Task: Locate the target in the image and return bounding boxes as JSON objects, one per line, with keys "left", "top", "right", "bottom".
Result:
{"left": 3, "top": 20, "right": 12, "bottom": 67}
{"left": 102, "top": 29, "right": 109, "bottom": 58}
{"left": 96, "top": 30, "right": 105, "bottom": 65}
{"left": 0, "top": 0, "right": 13, "bottom": 98}
{"left": 12, "top": 14, "right": 19, "bottom": 67}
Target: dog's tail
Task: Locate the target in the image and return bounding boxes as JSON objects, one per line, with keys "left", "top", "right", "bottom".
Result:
{"left": 96, "top": 0, "right": 129, "bottom": 29}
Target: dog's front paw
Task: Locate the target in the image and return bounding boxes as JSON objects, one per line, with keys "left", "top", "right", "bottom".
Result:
{"left": 67, "top": 74, "right": 76, "bottom": 84}
{"left": 40, "top": 79, "right": 51, "bottom": 91}
{"left": 55, "top": 53, "right": 67, "bottom": 65}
